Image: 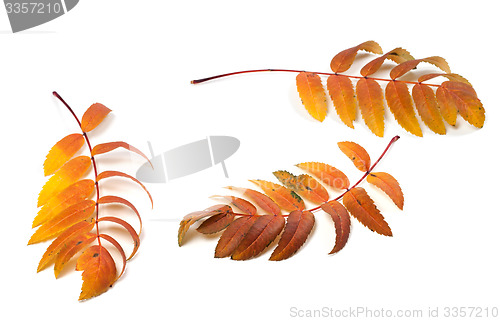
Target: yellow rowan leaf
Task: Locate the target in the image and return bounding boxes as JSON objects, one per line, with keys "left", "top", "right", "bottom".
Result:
{"left": 43, "top": 133, "right": 85, "bottom": 176}
{"left": 296, "top": 72, "right": 327, "bottom": 122}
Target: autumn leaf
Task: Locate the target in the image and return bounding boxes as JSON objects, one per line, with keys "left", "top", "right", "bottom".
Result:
{"left": 225, "top": 186, "right": 281, "bottom": 215}
{"left": 385, "top": 80, "right": 422, "bottom": 137}
{"left": 269, "top": 210, "right": 314, "bottom": 261}
{"left": 76, "top": 245, "right": 117, "bottom": 301}
{"left": 367, "top": 172, "right": 404, "bottom": 210}
{"left": 355, "top": 77, "right": 385, "bottom": 137}
{"left": 178, "top": 204, "right": 232, "bottom": 246}
{"left": 215, "top": 215, "right": 259, "bottom": 258}
{"left": 360, "top": 47, "right": 414, "bottom": 77}
{"left": 250, "top": 179, "right": 305, "bottom": 212}
{"left": 326, "top": 74, "right": 356, "bottom": 128}
{"left": 273, "top": 171, "right": 329, "bottom": 204}
{"left": 296, "top": 162, "right": 349, "bottom": 189}
{"left": 80, "top": 103, "right": 112, "bottom": 132}
{"left": 437, "top": 81, "right": 485, "bottom": 128}
{"left": 321, "top": 201, "right": 351, "bottom": 254}
{"left": 296, "top": 72, "right": 328, "bottom": 122}
{"left": 390, "top": 57, "right": 450, "bottom": 80}
{"left": 91, "top": 141, "right": 152, "bottom": 167}
{"left": 197, "top": 211, "right": 236, "bottom": 234}
{"left": 43, "top": 133, "right": 85, "bottom": 176}
{"left": 96, "top": 170, "right": 153, "bottom": 207}
{"left": 210, "top": 195, "right": 257, "bottom": 215}
{"left": 412, "top": 83, "right": 446, "bottom": 135}
{"left": 337, "top": 141, "right": 371, "bottom": 172}
{"left": 342, "top": 187, "right": 392, "bottom": 236}
{"left": 330, "top": 40, "right": 383, "bottom": 73}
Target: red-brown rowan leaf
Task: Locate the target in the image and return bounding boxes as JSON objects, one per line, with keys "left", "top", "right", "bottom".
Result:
{"left": 269, "top": 210, "right": 315, "bottom": 261}
{"left": 76, "top": 245, "right": 116, "bottom": 301}
{"left": 330, "top": 40, "right": 383, "bottom": 73}
{"left": 44, "top": 133, "right": 85, "bottom": 176}
{"left": 215, "top": 215, "right": 259, "bottom": 258}
{"left": 231, "top": 214, "right": 285, "bottom": 260}
{"left": 296, "top": 72, "right": 327, "bottom": 122}
{"left": 321, "top": 201, "right": 351, "bottom": 254}
{"left": 80, "top": 103, "right": 112, "bottom": 133}
{"left": 178, "top": 204, "right": 232, "bottom": 246}
{"left": 412, "top": 83, "right": 446, "bottom": 135}
{"left": 296, "top": 162, "right": 349, "bottom": 189}
{"left": 38, "top": 156, "right": 91, "bottom": 207}
{"left": 250, "top": 179, "right": 305, "bottom": 212}
{"left": 367, "top": 172, "right": 404, "bottom": 210}
{"left": 337, "top": 141, "right": 371, "bottom": 172}
{"left": 355, "top": 77, "right": 385, "bottom": 137}
{"left": 225, "top": 186, "right": 281, "bottom": 215}
{"left": 197, "top": 212, "right": 236, "bottom": 234}
{"left": 326, "top": 74, "right": 356, "bottom": 128}
{"left": 385, "top": 81, "right": 422, "bottom": 137}
{"left": 209, "top": 195, "right": 257, "bottom": 215}
{"left": 342, "top": 187, "right": 392, "bottom": 236}
{"left": 29, "top": 200, "right": 96, "bottom": 244}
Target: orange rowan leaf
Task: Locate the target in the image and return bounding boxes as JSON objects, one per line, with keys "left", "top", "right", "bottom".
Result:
{"left": 412, "top": 83, "right": 446, "bottom": 135}
{"left": 209, "top": 195, "right": 257, "bottom": 215}
{"left": 96, "top": 170, "right": 153, "bottom": 208}
{"left": 29, "top": 200, "right": 96, "bottom": 244}
{"left": 337, "top": 141, "right": 371, "bottom": 172}
{"left": 80, "top": 103, "right": 112, "bottom": 133}
{"left": 54, "top": 233, "right": 97, "bottom": 278}
{"left": 98, "top": 233, "right": 127, "bottom": 280}
{"left": 342, "top": 187, "right": 392, "bottom": 236}
{"left": 97, "top": 195, "right": 143, "bottom": 235}
{"left": 231, "top": 214, "right": 285, "bottom": 260}
{"left": 98, "top": 216, "right": 140, "bottom": 260}
{"left": 326, "top": 75, "right": 356, "bottom": 128}
{"left": 91, "top": 141, "right": 152, "bottom": 167}
{"left": 269, "top": 210, "right": 315, "bottom": 261}
{"left": 196, "top": 211, "right": 236, "bottom": 234}
{"left": 178, "top": 204, "right": 232, "bottom": 246}
{"left": 225, "top": 186, "right": 281, "bottom": 215}
{"left": 273, "top": 171, "right": 329, "bottom": 204}
{"left": 390, "top": 56, "right": 450, "bottom": 80}
{"left": 437, "top": 81, "right": 485, "bottom": 128}
{"left": 355, "top": 77, "right": 385, "bottom": 137}
{"left": 367, "top": 172, "right": 404, "bottom": 210}
{"left": 418, "top": 73, "right": 471, "bottom": 86}
{"left": 250, "top": 179, "right": 305, "bottom": 212}
{"left": 436, "top": 84, "right": 458, "bottom": 126}
{"left": 76, "top": 245, "right": 116, "bottom": 301}
{"left": 33, "top": 179, "right": 95, "bottom": 228}
{"left": 360, "top": 47, "right": 414, "bottom": 76}
{"left": 43, "top": 133, "right": 85, "bottom": 176}
{"left": 385, "top": 81, "right": 422, "bottom": 137}
{"left": 215, "top": 215, "right": 258, "bottom": 258}
{"left": 330, "top": 40, "right": 383, "bottom": 73}
{"left": 296, "top": 162, "right": 349, "bottom": 189}
{"left": 37, "top": 220, "right": 95, "bottom": 272}
{"left": 37, "top": 156, "right": 91, "bottom": 207}
{"left": 321, "top": 201, "right": 351, "bottom": 254}
{"left": 296, "top": 72, "right": 328, "bottom": 122}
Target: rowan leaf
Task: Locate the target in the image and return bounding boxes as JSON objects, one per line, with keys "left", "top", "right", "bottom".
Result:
{"left": 273, "top": 171, "right": 329, "bottom": 204}
{"left": 355, "top": 77, "right": 385, "bottom": 137}
{"left": 97, "top": 195, "right": 143, "bottom": 235}
{"left": 321, "top": 201, "right": 351, "bottom": 254}
{"left": 296, "top": 72, "right": 328, "bottom": 122}
{"left": 418, "top": 73, "right": 471, "bottom": 86}
{"left": 98, "top": 216, "right": 140, "bottom": 260}
{"left": 296, "top": 162, "right": 349, "bottom": 189}
{"left": 367, "top": 172, "right": 404, "bottom": 210}
{"left": 209, "top": 195, "right": 257, "bottom": 215}
{"left": 37, "top": 220, "right": 95, "bottom": 272}
{"left": 197, "top": 211, "right": 236, "bottom": 234}
{"left": 360, "top": 47, "right": 415, "bottom": 77}
{"left": 178, "top": 204, "right": 232, "bottom": 246}
{"left": 91, "top": 141, "right": 152, "bottom": 167}
{"left": 337, "top": 141, "right": 371, "bottom": 172}
{"left": 330, "top": 40, "right": 382, "bottom": 73}
{"left": 43, "top": 133, "right": 85, "bottom": 176}
{"left": 437, "top": 81, "right": 485, "bottom": 128}
{"left": 33, "top": 179, "right": 95, "bottom": 228}
{"left": 390, "top": 56, "right": 450, "bottom": 79}
{"left": 326, "top": 75, "right": 356, "bottom": 128}
{"left": 96, "top": 170, "right": 153, "bottom": 208}
{"left": 29, "top": 200, "right": 96, "bottom": 244}
{"left": 250, "top": 179, "right": 305, "bottom": 212}
{"left": 412, "top": 83, "right": 446, "bottom": 135}
{"left": 269, "top": 210, "right": 315, "bottom": 261}
{"left": 385, "top": 81, "right": 422, "bottom": 137}
{"left": 225, "top": 186, "right": 281, "bottom": 215}
{"left": 80, "top": 103, "right": 112, "bottom": 133}
{"left": 76, "top": 245, "right": 117, "bottom": 301}
{"left": 54, "top": 233, "right": 97, "bottom": 278}
{"left": 215, "top": 216, "right": 259, "bottom": 258}
{"left": 342, "top": 187, "right": 392, "bottom": 236}
{"left": 38, "top": 156, "right": 91, "bottom": 207}
{"left": 231, "top": 214, "right": 285, "bottom": 260}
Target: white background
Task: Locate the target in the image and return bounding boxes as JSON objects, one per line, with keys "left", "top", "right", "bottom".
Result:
{"left": 1, "top": 1, "right": 498, "bottom": 320}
